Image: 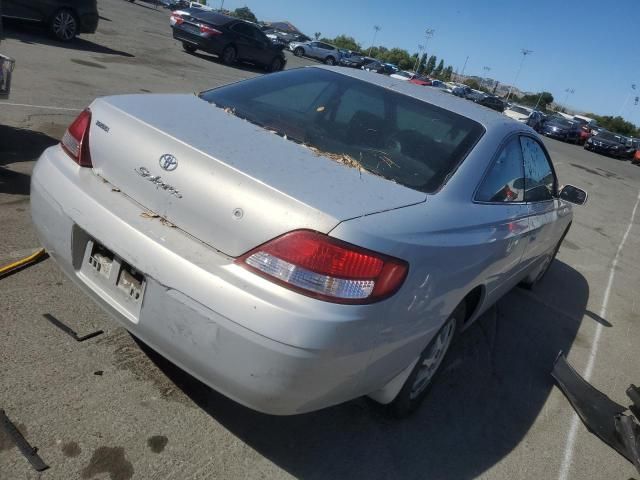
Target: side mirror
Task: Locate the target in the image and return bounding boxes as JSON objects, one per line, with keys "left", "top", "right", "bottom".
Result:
{"left": 559, "top": 184, "right": 588, "bottom": 205}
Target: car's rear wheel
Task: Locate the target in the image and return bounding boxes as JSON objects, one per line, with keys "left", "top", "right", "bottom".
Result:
{"left": 221, "top": 45, "right": 237, "bottom": 65}
{"left": 182, "top": 42, "right": 197, "bottom": 53}
{"left": 50, "top": 9, "right": 78, "bottom": 42}
{"left": 324, "top": 56, "right": 336, "bottom": 65}
{"left": 293, "top": 47, "right": 304, "bottom": 57}
{"left": 388, "top": 303, "right": 464, "bottom": 418}
{"left": 267, "top": 56, "right": 284, "bottom": 72}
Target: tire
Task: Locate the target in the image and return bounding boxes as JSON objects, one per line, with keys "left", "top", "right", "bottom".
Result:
{"left": 50, "top": 9, "right": 78, "bottom": 42}
{"left": 182, "top": 42, "right": 197, "bottom": 53}
{"left": 293, "top": 47, "right": 304, "bottom": 57}
{"left": 520, "top": 225, "right": 570, "bottom": 290}
{"left": 387, "top": 303, "right": 464, "bottom": 418}
{"left": 221, "top": 45, "right": 237, "bottom": 65}
{"left": 324, "top": 56, "right": 335, "bottom": 65}
{"left": 266, "top": 56, "right": 284, "bottom": 73}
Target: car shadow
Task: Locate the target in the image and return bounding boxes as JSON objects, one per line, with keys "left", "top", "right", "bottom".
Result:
{"left": 187, "top": 50, "right": 268, "bottom": 74}
{"left": 134, "top": 258, "right": 589, "bottom": 479}
{"left": 2, "top": 20, "right": 134, "bottom": 57}
{"left": 0, "top": 124, "right": 59, "bottom": 195}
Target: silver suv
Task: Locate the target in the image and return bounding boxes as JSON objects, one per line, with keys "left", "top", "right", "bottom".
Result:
{"left": 289, "top": 41, "right": 340, "bottom": 65}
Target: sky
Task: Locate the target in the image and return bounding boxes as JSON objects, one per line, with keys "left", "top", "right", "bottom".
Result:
{"left": 209, "top": 0, "right": 640, "bottom": 125}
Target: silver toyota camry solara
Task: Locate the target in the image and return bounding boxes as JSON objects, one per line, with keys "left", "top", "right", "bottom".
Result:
{"left": 31, "top": 66, "right": 587, "bottom": 417}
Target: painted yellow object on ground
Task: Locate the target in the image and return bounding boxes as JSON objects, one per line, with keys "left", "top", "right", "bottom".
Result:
{"left": 0, "top": 248, "right": 47, "bottom": 276}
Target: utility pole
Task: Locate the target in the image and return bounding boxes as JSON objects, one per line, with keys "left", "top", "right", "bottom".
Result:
{"left": 534, "top": 91, "right": 544, "bottom": 110}
{"left": 506, "top": 48, "right": 533, "bottom": 102}
{"left": 460, "top": 56, "right": 469, "bottom": 78}
{"left": 368, "top": 25, "right": 381, "bottom": 57}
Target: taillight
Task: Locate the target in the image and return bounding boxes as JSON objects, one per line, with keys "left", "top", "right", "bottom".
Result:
{"left": 61, "top": 108, "right": 92, "bottom": 167}
{"left": 236, "top": 230, "right": 408, "bottom": 304}
{"left": 171, "top": 13, "right": 184, "bottom": 24}
{"left": 199, "top": 24, "right": 222, "bottom": 35}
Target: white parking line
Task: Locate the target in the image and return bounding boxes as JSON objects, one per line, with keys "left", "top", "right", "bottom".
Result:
{"left": 557, "top": 188, "right": 640, "bottom": 480}
{"left": 1, "top": 102, "right": 81, "bottom": 111}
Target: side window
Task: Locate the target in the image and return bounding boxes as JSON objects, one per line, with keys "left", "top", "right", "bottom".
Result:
{"left": 476, "top": 137, "right": 525, "bottom": 203}
{"left": 520, "top": 136, "right": 556, "bottom": 202}
{"left": 249, "top": 26, "right": 266, "bottom": 42}
{"left": 232, "top": 23, "right": 251, "bottom": 37}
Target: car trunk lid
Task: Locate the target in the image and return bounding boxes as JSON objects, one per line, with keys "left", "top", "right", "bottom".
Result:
{"left": 87, "top": 94, "right": 425, "bottom": 257}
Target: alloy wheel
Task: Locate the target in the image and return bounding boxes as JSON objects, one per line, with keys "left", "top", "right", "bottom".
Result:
{"left": 409, "top": 317, "right": 456, "bottom": 400}
{"left": 52, "top": 11, "right": 77, "bottom": 41}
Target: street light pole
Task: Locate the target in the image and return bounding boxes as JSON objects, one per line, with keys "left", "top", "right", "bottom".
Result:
{"left": 563, "top": 88, "right": 575, "bottom": 112}
{"left": 506, "top": 48, "right": 533, "bottom": 102}
{"left": 413, "top": 44, "right": 424, "bottom": 73}
{"left": 412, "top": 28, "right": 434, "bottom": 73}
{"left": 460, "top": 55, "right": 469, "bottom": 77}
{"left": 618, "top": 83, "right": 637, "bottom": 117}
{"left": 368, "top": 25, "right": 381, "bottom": 57}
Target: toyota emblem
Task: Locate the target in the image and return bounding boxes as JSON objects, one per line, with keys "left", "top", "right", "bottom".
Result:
{"left": 159, "top": 154, "right": 178, "bottom": 171}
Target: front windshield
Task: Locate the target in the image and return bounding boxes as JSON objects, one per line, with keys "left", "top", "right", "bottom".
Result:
{"left": 200, "top": 68, "right": 485, "bottom": 193}
{"left": 550, "top": 117, "right": 572, "bottom": 127}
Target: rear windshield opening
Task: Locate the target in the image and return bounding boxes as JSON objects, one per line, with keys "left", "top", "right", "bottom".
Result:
{"left": 200, "top": 68, "right": 484, "bottom": 193}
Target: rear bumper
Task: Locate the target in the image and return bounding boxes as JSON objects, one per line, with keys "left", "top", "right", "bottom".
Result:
{"left": 78, "top": 12, "right": 99, "bottom": 33}
{"left": 172, "top": 27, "right": 221, "bottom": 54}
{"left": 30, "top": 146, "right": 381, "bottom": 415}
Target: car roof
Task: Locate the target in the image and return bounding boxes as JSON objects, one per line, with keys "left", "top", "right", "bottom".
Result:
{"left": 312, "top": 66, "right": 523, "bottom": 131}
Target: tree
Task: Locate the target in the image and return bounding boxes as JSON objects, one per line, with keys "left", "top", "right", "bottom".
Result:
{"left": 433, "top": 59, "right": 444, "bottom": 78}
{"left": 330, "top": 34, "right": 361, "bottom": 52}
{"left": 442, "top": 65, "right": 453, "bottom": 82}
{"left": 314, "top": 32, "right": 321, "bottom": 40}
{"left": 232, "top": 6, "right": 257, "bottom": 23}
{"left": 584, "top": 114, "right": 639, "bottom": 136}
{"left": 463, "top": 78, "right": 481, "bottom": 90}
{"left": 417, "top": 52, "right": 428, "bottom": 74}
{"left": 424, "top": 55, "right": 436, "bottom": 75}
{"left": 514, "top": 91, "right": 555, "bottom": 111}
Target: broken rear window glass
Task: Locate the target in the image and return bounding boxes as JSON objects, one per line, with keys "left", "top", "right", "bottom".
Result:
{"left": 199, "top": 68, "right": 484, "bottom": 193}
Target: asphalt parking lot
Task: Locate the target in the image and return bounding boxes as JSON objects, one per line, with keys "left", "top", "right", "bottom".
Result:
{"left": 1, "top": 1, "right": 640, "bottom": 479}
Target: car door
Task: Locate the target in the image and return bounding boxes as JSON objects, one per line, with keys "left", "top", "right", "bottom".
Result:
{"left": 306, "top": 41, "right": 321, "bottom": 59}
{"left": 229, "top": 22, "right": 260, "bottom": 62}
{"left": 519, "top": 135, "right": 564, "bottom": 271}
{"left": 3, "top": 0, "right": 44, "bottom": 20}
{"left": 474, "top": 135, "right": 531, "bottom": 301}
{"left": 248, "top": 25, "right": 272, "bottom": 65}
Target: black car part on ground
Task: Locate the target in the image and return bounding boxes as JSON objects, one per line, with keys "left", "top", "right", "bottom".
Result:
{"left": 552, "top": 353, "right": 640, "bottom": 474}
{"left": 0, "top": 410, "right": 49, "bottom": 471}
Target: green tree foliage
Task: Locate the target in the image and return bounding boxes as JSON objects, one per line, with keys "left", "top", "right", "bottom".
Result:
{"left": 433, "top": 59, "right": 444, "bottom": 78}
{"left": 231, "top": 6, "right": 258, "bottom": 23}
{"left": 314, "top": 32, "right": 321, "bottom": 40}
{"left": 584, "top": 114, "right": 639, "bottom": 136}
{"left": 424, "top": 55, "right": 437, "bottom": 75}
{"left": 417, "top": 53, "right": 428, "bottom": 74}
{"left": 329, "top": 34, "right": 361, "bottom": 52}
{"left": 511, "top": 91, "right": 555, "bottom": 112}
{"left": 383, "top": 48, "right": 413, "bottom": 70}
{"left": 442, "top": 65, "right": 453, "bottom": 81}
{"left": 463, "top": 78, "right": 481, "bottom": 90}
